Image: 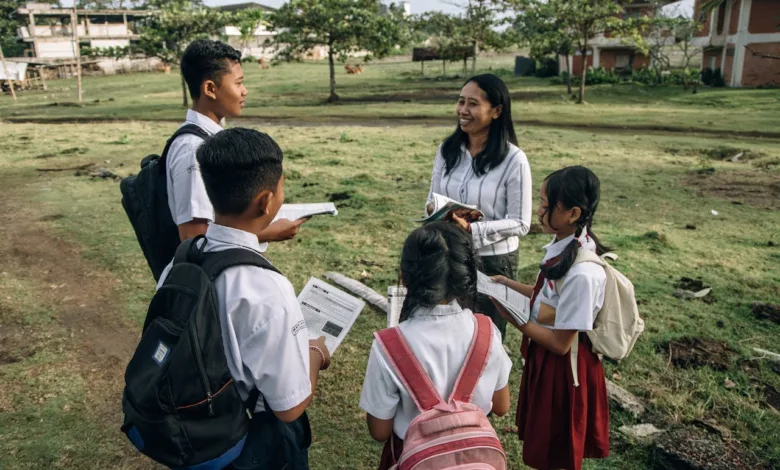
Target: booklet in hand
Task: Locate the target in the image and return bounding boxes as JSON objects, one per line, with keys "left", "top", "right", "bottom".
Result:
{"left": 387, "top": 285, "right": 406, "bottom": 328}
{"left": 415, "top": 193, "right": 484, "bottom": 224}
{"left": 274, "top": 203, "right": 338, "bottom": 222}
{"left": 298, "top": 278, "right": 365, "bottom": 354}
{"left": 477, "top": 272, "right": 530, "bottom": 326}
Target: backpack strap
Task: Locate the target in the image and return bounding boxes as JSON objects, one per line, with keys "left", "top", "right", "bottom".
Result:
{"left": 160, "top": 123, "right": 210, "bottom": 164}
{"left": 449, "top": 314, "right": 493, "bottom": 404}
{"left": 200, "top": 248, "right": 282, "bottom": 280}
{"left": 374, "top": 328, "right": 445, "bottom": 412}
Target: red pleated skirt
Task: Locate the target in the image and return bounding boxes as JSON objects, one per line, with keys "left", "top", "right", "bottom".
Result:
{"left": 378, "top": 433, "right": 403, "bottom": 470}
{"left": 516, "top": 334, "right": 610, "bottom": 470}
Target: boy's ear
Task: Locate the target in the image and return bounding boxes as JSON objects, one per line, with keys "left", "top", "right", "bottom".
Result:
{"left": 253, "top": 190, "right": 273, "bottom": 217}
{"left": 202, "top": 79, "right": 218, "bottom": 100}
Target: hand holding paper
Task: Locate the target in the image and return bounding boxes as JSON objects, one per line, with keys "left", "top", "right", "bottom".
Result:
{"left": 477, "top": 272, "right": 530, "bottom": 326}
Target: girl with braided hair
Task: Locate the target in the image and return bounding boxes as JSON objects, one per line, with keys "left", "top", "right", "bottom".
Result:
{"left": 491, "top": 165, "right": 611, "bottom": 470}
{"left": 359, "top": 222, "right": 512, "bottom": 470}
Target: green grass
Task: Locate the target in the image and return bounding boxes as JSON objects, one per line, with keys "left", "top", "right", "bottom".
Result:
{"left": 2, "top": 55, "right": 779, "bottom": 136}
{"left": 0, "top": 117, "right": 778, "bottom": 469}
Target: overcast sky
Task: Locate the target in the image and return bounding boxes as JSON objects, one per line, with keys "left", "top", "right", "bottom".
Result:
{"left": 60, "top": 0, "right": 693, "bottom": 18}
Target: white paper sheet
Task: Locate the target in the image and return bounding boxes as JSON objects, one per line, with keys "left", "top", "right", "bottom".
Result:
{"left": 274, "top": 203, "right": 338, "bottom": 222}
{"left": 298, "top": 278, "right": 365, "bottom": 354}
{"left": 387, "top": 286, "right": 406, "bottom": 328}
{"left": 477, "top": 272, "right": 531, "bottom": 325}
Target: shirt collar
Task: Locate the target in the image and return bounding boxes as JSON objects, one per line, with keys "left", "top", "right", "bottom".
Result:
{"left": 412, "top": 300, "right": 464, "bottom": 317}
{"left": 206, "top": 223, "right": 267, "bottom": 254}
{"left": 543, "top": 227, "right": 594, "bottom": 262}
{"left": 185, "top": 109, "right": 224, "bottom": 136}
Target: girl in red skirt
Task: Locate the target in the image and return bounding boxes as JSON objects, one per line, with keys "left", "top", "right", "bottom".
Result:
{"left": 492, "top": 165, "right": 610, "bottom": 470}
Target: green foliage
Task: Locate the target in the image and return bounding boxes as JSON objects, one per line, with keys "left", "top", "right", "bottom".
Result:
{"left": 268, "top": 0, "right": 408, "bottom": 100}
{"left": 0, "top": 0, "right": 59, "bottom": 57}
{"left": 556, "top": 66, "right": 702, "bottom": 86}
{"left": 701, "top": 68, "right": 726, "bottom": 87}
{"left": 510, "top": 0, "right": 575, "bottom": 61}
{"left": 233, "top": 7, "right": 266, "bottom": 52}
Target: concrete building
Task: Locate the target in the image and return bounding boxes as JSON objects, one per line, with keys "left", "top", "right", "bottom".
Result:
{"left": 692, "top": 0, "right": 780, "bottom": 86}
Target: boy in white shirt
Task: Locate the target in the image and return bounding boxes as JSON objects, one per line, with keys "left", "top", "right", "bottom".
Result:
{"left": 170, "top": 39, "right": 307, "bottom": 245}
{"left": 159, "top": 127, "right": 329, "bottom": 469}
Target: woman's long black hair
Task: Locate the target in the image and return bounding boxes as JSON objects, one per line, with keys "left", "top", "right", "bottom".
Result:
{"left": 398, "top": 222, "right": 481, "bottom": 323}
{"left": 441, "top": 73, "right": 518, "bottom": 177}
{"left": 540, "top": 166, "right": 610, "bottom": 281}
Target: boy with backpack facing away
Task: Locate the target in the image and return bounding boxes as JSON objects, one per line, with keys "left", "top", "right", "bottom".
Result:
{"left": 490, "top": 166, "right": 644, "bottom": 470}
{"left": 360, "top": 222, "right": 512, "bottom": 470}
{"left": 121, "top": 40, "right": 306, "bottom": 282}
{"left": 171, "top": 39, "right": 307, "bottom": 244}
{"left": 122, "top": 128, "right": 329, "bottom": 470}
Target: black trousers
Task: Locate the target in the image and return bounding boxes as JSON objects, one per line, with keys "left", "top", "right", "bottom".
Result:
{"left": 226, "top": 411, "right": 311, "bottom": 470}
{"left": 475, "top": 251, "right": 519, "bottom": 342}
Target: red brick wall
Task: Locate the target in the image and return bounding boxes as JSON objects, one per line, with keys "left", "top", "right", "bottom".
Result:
{"left": 703, "top": 48, "right": 723, "bottom": 70}
{"left": 694, "top": 0, "right": 711, "bottom": 37}
{"left": 600, "top": 50, "right": 617, "bottom": 70}
{"left": 728, "top": 0, "right": 741, "bottom": 35}
{"left": 633, "top": 53, "right": 650, "bottom": 69}
{"left": 572, "top": 54, "right": 594, "bottom": 76}
{"left": 742, "top": 42, "right": 780, "bottom": 86}
{"left": 749, "top": 0, "right": 780, "bottom": 34}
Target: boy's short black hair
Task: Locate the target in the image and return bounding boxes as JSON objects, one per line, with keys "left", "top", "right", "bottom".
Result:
{"left": 180, "top": 39, "right": 241, "bottom": 100}
{"left": 197, "top": 128, "right": 284, "bottom": 216}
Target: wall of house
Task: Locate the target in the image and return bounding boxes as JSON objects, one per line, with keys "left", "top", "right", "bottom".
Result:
{"left": 694, "top": 0, "right": 711, "bottom": 37}
{"left": 571, "top": 53, "right": 593, "bottom": 75}
{"left": 729, "top": 0, "right": 742, "bottom": 35}
{"left": 37, "top": 40, "right": 77, "bottom": 58}
{"left": 749, "top": 0, "right": 780, "bottom": 33}
{"left": 722, "top": 45, "right": 736, "bottom": 81}
{"left": 703, "top": 48, "right": 723, "bottom": 69}
{"left": 741, "top": 42, "right": 780, "bottom": 85}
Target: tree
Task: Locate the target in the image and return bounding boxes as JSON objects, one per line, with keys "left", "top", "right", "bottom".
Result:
{"left": 234, "top": 8, "right": 266, "bottom": 57}
{"left": 552, "top": 0, "right": 623, "bottom": 104}
{"left": 415, "top": 12, "right": 473, "bottom": 75}
{"left": 134, "top": 0, "right": 231, "bottom": 107}
{"left": 443, "top": 0, "right": 507, "bottom": 73}
{"left": 268, "top": 0, "right": 408, "bottom": 102}
{"left": 511, "top": 0, "right": 576, "bottom": 93}
{"left": 76, "top": 0, "right": 145, "bottom": 8}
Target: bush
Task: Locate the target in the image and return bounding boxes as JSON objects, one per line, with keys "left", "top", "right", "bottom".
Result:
{"left": 553, "top": 67, "right": 703, "bottom": 87}
{"left": 534, "top": 57, "right": 559, "bottom": 78}
{"left": 242, "top": 55, "right": 258, "bottom": 63}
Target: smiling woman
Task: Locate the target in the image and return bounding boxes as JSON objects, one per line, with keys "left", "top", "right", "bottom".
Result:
{"left": 426, "top": 74, "right": 533, "bottom": 340}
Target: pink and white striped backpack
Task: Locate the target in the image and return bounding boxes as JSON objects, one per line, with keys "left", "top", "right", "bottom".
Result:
{"left": 374, "top": 314, "right": 507, "bottom": 470}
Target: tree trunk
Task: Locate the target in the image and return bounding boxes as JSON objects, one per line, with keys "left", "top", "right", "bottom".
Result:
{"left": 327, "top": 48, "right": 338, "bottom": 103}
{"left": 463, "top": 57, "right": 467, "bottom": 76}
{"left": 471, "top": 42, "right": 478, "bottom": 75}
{"left": 180, "top": 70, "right": 188, "bottom": 108}
{"left": 442, "top": 59, "right": 446, "bottom": 76}
{"left": 565, "top": 53, "right": 572, "bottom": 95}
{"left": 578, "top": 47, "right": 587, "bottom": 104}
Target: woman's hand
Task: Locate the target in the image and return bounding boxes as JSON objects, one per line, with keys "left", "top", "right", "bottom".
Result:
{"left": 491, "top": 275, "right": 509, "bottom": 286}
{"left": 449, "top": 212, "right": 471, "bottom": 233}
{"left": 490, "top": 298, "right": 524, "bottom": 331}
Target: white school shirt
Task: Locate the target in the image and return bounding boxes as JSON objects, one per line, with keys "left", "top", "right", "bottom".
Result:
{"left": 359, "top": 301, "right": 512, "bottom": 438}
{"left": 530, "top": 228, "right": 606, "bottom": 331}
{"left": 166, "top": 109, "right": 223, "bottom": 225}
{"left": 157, "top": 224, "right": 311, "bottom": 413}
{"left": 427, "top": 142, "right": 532, "bottom": 257}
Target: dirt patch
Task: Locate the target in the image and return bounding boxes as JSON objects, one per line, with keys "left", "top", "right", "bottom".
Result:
{"left": 0, "top": 326, "right": 37, "bottom": 365}
{"left": 327, "top": 191, "right": 353, "bottom": 202}
{"left": 660, "top": 337, "right": 735, "bottom": 371}
{"left": 752, "top": 302, "right": 780, "bottom": 325}
{"left": 682, "top": 170, "right": 780, "bottom": 210}
{"left": 665, "top": 145, "right": 767, "bottom": 162}
{"left": 336, "top": 89, "right": 550, "bottom": 104}
{"left": 653, "top": 426, "right": 765, "bottom": 470}
{"left": 762, "top": 384, "right": 780, "bottom": 411}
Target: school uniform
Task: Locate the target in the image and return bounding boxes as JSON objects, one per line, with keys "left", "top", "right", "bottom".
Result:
{"left": 157, "top": 223, "right": 312, "bottom": 469}
{"left": 427, "top": 143, "right": 532, "bottom": 339}
{"left": 359, "top": 301, "right": 512, "bottom": 470}
{"left": 515, "top": 228, "right": 610, "bottom": 470}
{"left": 166, "top": 109, "right": 221, "bottom": 226}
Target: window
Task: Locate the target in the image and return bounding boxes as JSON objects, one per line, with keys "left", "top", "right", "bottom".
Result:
{"left": 616, "top": 54, "right": 630, "bottom": 69}
{"left": 709, "top": 56, "right": 717, "bottom": 70}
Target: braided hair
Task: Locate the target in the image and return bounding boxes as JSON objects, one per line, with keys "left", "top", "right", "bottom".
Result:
{"left": 540, "top": 166, "right": 610, "bottom": 281}
{"left": 398, "top": 222, "right": 481, "bottom": 323}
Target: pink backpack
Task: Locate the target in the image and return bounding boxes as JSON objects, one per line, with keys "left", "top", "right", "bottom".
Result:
{"left": 374, "top": 314, "right": 507, "bottom": 470}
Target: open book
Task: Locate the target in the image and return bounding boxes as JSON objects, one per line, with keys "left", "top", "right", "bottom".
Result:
{"left": 298, "top": 278, "right": 365, "bottom": 354}
{"left": 416, "top": 193, "right": 484, "bottom": 224}
{"left": 477, "top": 272, "right": 531, "bottom": 326}
{"left": 387, "top": 286, "right": 407, "bottom": 328}
{"left": 274, "top": 203, "right": 338, "bottom": 222}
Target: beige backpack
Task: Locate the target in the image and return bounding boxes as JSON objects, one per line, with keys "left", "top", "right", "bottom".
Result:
{"left": 556, "top": 250, "right": 644, "bottom": 386}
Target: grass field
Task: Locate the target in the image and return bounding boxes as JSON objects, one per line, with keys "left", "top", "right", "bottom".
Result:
{"left": 0, "top": 57, "right": 779, "bottom": 469}
{"left": 2, "top": 55, "right": 779, "bottom": 137}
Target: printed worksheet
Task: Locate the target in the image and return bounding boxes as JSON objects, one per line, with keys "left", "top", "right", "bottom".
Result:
{"left": 298, "top": 278, "right": 365, "bottom": 354}
{"left": 274, "top": 203, "right": 338, "bottom": 222}
{"left": 387, "top": 286, "right": 406, "bottom": 328}
{"left": 477, "top": 272, "right": 531, "bottom": 326}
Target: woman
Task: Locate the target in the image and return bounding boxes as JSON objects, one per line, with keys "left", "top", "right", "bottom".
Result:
{"left": 426, "top": 73, "right": 532, "bottom": 340}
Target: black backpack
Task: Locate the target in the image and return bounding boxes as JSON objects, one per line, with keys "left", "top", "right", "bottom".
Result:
{"left": 120, "top": 124, "right": 210, "bottom": 281}
{"left": 121, "top": 236, "right": 280, "bottom": 469}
